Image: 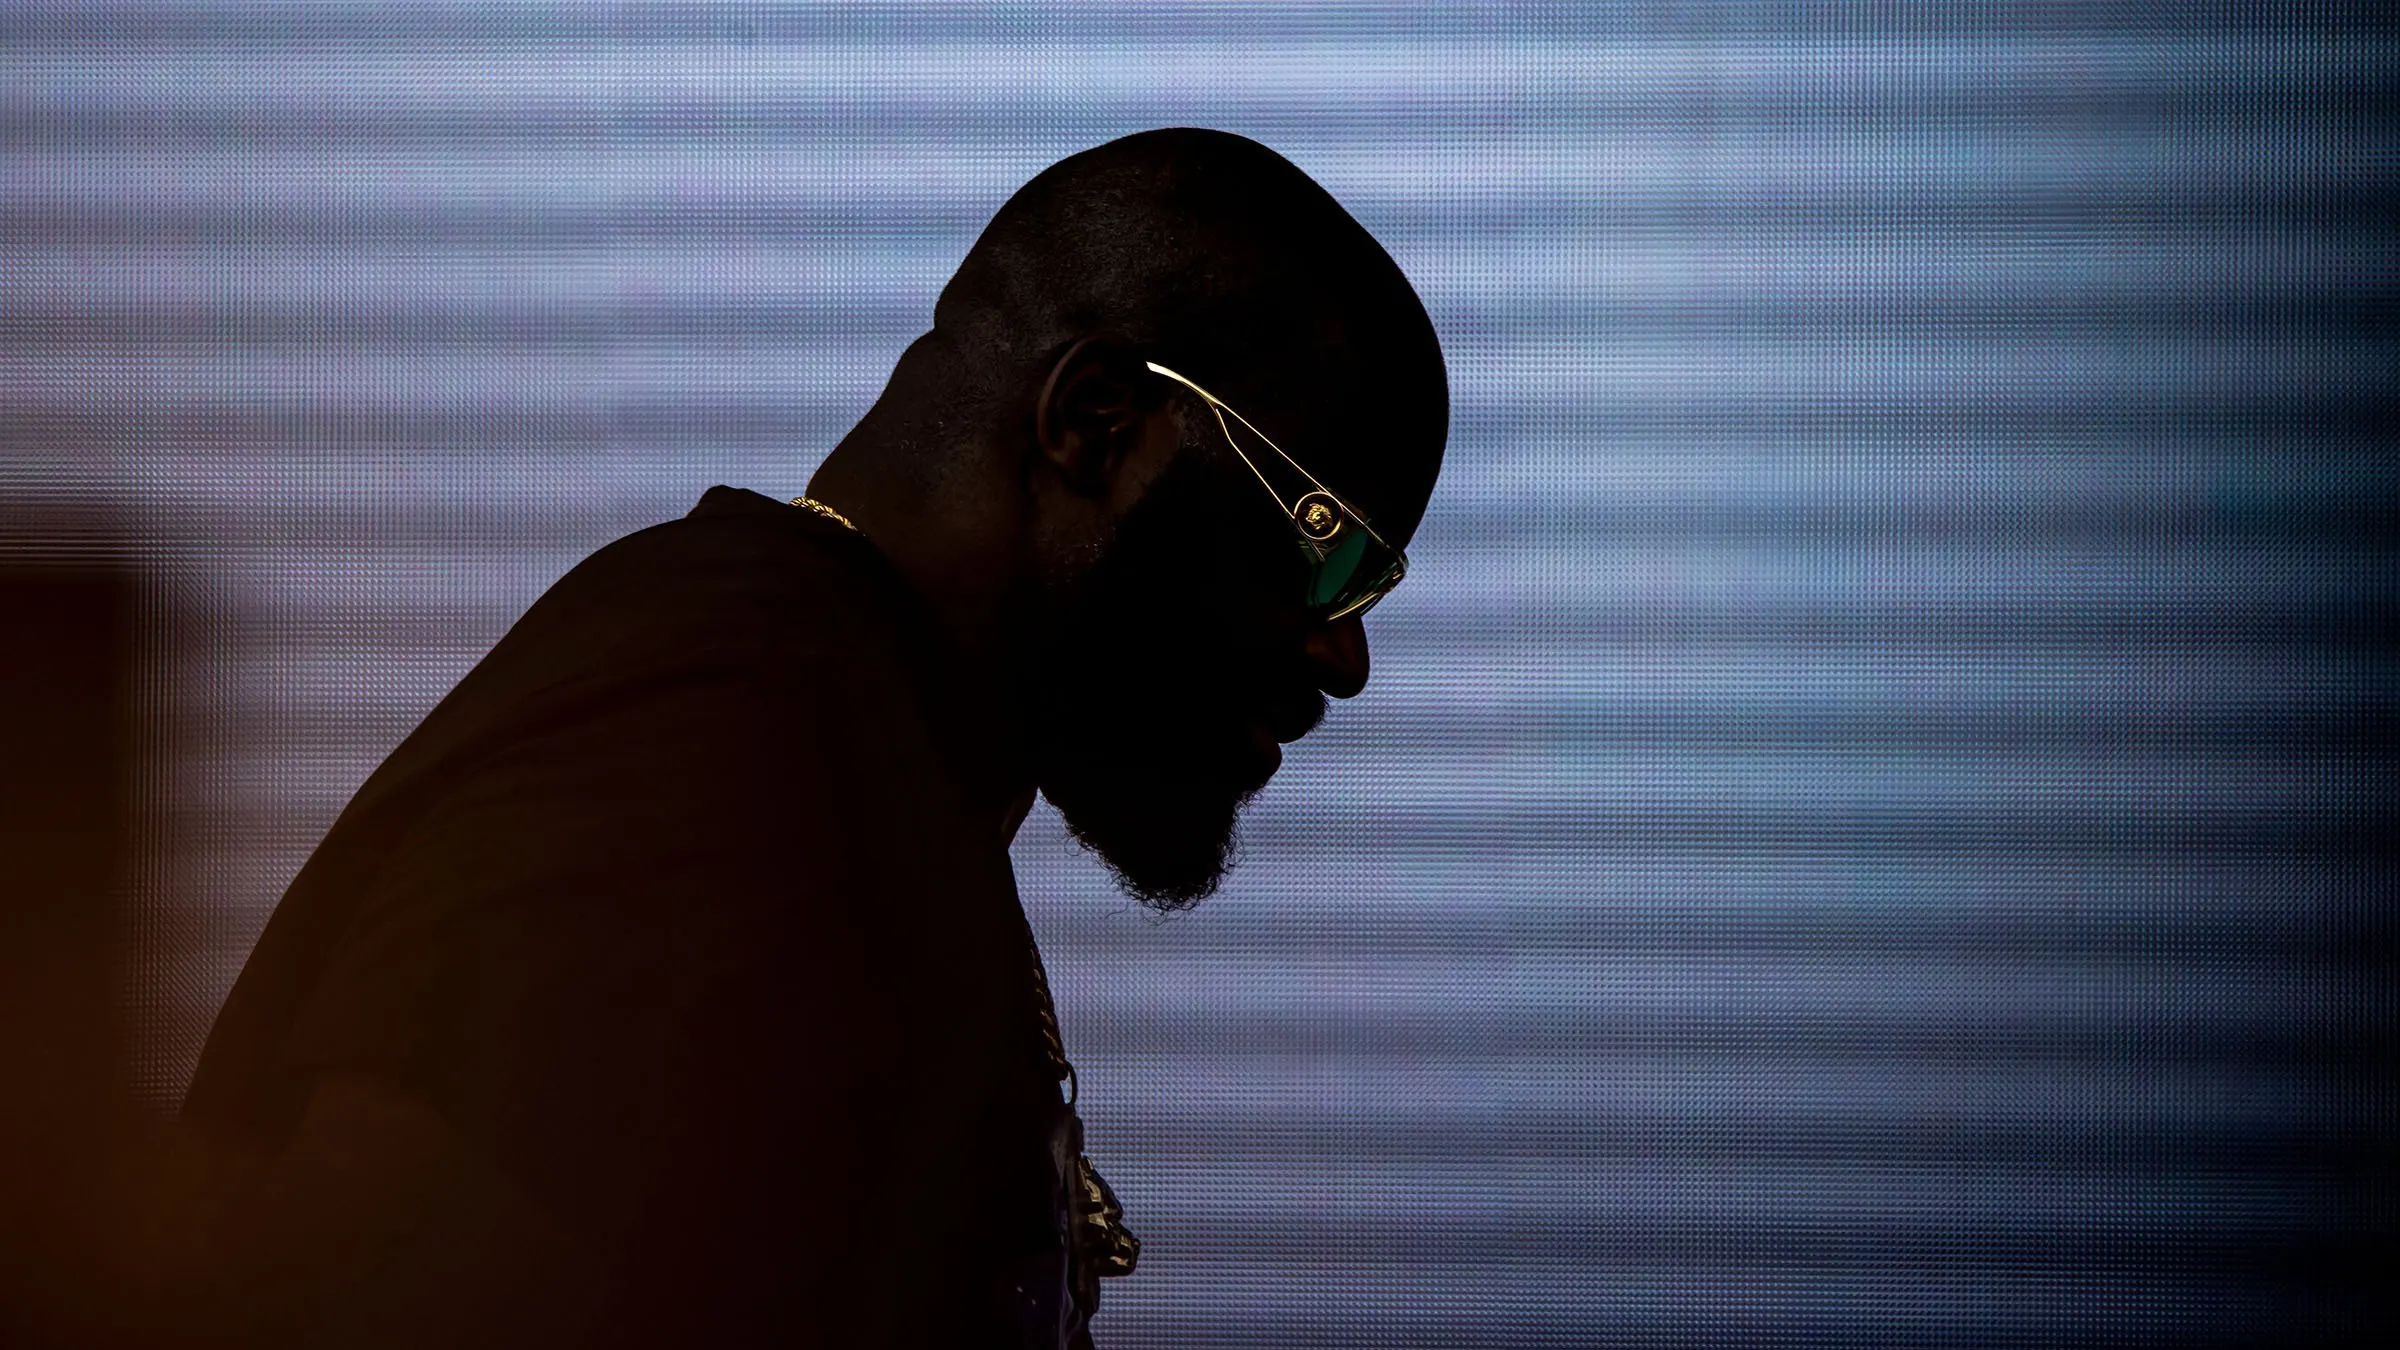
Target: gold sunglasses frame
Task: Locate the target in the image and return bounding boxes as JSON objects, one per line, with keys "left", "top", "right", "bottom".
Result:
{"left": 1143, "top": 360, "right": 1408, "bottom": 622}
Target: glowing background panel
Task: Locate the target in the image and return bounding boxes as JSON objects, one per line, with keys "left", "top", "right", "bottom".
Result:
{"left": 4, "top": 4, "right": 2389, "bottom": 1344}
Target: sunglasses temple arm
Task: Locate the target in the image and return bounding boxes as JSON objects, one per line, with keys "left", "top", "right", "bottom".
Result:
{"left": 1205, "top": 404, "right": 1298, "bottom": 517}
{"left": 1147, "top": 360, "right": 1401, "bottom": 554}
{"left": 1208, "top": 397, "right": 1401, "bottom": 552}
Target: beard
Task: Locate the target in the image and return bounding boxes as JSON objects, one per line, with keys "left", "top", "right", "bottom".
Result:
{"left": 1045, "top": 734, "right": 1260, "bottom": 913}
{"left": 1025, "top": 448, "right": 1303, "bottom": 912}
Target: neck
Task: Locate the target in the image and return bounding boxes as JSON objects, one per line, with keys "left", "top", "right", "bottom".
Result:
{"left": 806, "top": 428, "right": 1041, "bottom": 851}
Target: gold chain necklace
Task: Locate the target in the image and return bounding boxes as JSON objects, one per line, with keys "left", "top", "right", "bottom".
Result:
{"left": 790, "top": 494, "right": 1141, "bottom": 1293}
{"left": 788, "top": 493, "right": 860, "bottom": 532}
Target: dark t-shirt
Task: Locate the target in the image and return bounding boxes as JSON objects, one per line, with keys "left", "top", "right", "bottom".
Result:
{"left": 184, "top": 486, "right": 1085, "bottom": 1346}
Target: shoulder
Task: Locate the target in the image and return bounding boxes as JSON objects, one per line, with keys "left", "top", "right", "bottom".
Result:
{"left": 514, "top": 486, "right": 911, "bottom": 672}
{"left": 385, "top": 486, "right": 959, "bottom": 842}
{"left": 376, "top": 487, "right": 936, "bottom": 797}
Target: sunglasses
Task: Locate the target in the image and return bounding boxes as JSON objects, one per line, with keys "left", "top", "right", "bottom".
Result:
{"left": 1144, "top": 361, "right": 1409, "bottom": 623}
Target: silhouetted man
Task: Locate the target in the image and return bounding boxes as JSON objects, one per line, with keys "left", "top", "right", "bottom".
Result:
{"left": 174, "top": 127, "right": 1447, "bottom": 1348}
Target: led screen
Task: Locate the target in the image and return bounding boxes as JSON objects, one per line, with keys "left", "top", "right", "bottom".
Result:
{"left": 4, "top": 4, "right": 2389, "bottom": 1344}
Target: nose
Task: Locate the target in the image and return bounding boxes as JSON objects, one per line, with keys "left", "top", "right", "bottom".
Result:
{"left": 1303, "top": 614, "right": 1371, "bottom": 699}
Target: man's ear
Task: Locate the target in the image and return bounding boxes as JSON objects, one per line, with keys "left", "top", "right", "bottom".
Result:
{"left": 1035, "top": 334, "right": 1156, "bottom": 500}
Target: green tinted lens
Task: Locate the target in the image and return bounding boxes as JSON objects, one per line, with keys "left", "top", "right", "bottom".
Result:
{"left": 1307, "top": 532, "right": 1371, "bottom": 608}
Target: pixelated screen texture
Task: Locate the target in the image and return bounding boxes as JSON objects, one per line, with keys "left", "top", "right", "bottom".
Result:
{"left": 4, "top": 4, "right": 2390, "bottom": 1345}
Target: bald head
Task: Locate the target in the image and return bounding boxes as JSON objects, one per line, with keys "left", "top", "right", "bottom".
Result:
{"left": 910, "top": 127, "right": 1447, "bottom": 541}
